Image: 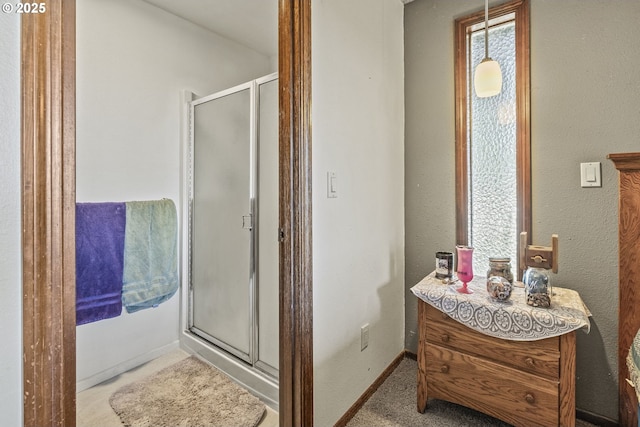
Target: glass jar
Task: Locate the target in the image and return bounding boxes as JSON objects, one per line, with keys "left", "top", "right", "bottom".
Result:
{"left": 486, "top": 276, "right": 512, "bottom": 302}
{"left": 523, "top": 267, "right": 551, "bottom": 308}
{"left": 486, "top": 257, "right": 514, "bottom": 284}
{"left": 435, "top": 251, "right": 454, "bottom": 280}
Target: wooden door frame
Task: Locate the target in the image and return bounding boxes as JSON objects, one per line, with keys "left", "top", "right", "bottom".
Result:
{"left": 278, "top": 0, "right": 313, "bottom": 426}
{"left": 21, "top": 1, "right": 313, "bottom": 426}
{"left": 21, "top": 2, "right": 77, "bottom": 425}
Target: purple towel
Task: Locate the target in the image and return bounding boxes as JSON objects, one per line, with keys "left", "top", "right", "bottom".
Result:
{"left": 76, "top": 202, "right": 126, "bottom": 325}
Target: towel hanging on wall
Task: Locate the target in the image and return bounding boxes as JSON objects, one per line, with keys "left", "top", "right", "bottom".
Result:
{"left": 75, "top": 202, "right": 126, "bottom": 325}
{"left": 122, "top": 199, "right": 179, "bottom": 313}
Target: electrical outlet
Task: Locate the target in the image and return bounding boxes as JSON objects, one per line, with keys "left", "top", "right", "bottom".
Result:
{"left": 361, "top": 324, "right": 369, "bottom": 351}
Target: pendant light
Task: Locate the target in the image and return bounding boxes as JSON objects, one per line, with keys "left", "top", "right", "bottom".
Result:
{"left": 474, "top": 0, "right": 502, "bottom": 97}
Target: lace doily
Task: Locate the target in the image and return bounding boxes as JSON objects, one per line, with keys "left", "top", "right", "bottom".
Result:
{"left": 411, "top": 271, "right": 591, "bottom": 341}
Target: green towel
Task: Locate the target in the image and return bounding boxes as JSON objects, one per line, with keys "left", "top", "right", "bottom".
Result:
{"left": 122, "top": 199, "right": 178, "bottom": 313}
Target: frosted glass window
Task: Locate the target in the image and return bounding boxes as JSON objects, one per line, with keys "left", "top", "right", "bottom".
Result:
{"left": 455, "top": 1, "right": 530, "bottom": 279}
{"left": 469, "top": 22, "right": 516, "bottom": 275}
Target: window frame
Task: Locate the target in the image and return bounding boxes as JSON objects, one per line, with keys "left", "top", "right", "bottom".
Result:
{"left": 454, "top": 0, "right": 531, "bottom": 274}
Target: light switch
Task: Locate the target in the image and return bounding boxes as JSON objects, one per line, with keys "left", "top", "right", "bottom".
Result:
{"left": 327, "top": 171, "right": 338, "bottom": 198}
{"left": 580, "top": 162, "right": 601, "bottom": 188}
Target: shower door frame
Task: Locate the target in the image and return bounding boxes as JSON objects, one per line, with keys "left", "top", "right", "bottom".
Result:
{"left": 254, "top": 73, "right": 281, "bottom": 378}
{"left": 186, "top": 73, "right": 280, "bottom": 378}
{"left": 188, "top": 80, "right": 257, "bottom": 366}
{"left": 21, "top": 0, "right": 313, "bottom": 426}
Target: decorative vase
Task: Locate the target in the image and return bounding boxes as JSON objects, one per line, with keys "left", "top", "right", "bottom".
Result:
{"left": 455, "top": 245, "right": 474, "bottom": 294}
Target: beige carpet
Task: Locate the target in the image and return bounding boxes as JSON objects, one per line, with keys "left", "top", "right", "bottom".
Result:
{"left": 346, "top": 358, "right": 599, "bottom": 427}
{"left": 109, "top": 355, "right": 266, "bottom": 427}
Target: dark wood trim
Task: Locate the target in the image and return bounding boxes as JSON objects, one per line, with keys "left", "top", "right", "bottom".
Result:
{"left": 454, "top": 14, "right": 469, "bottom": 246}
{"left": 609, "top": 152, "right": 640, "bottom": 427}
{"left": 515, "top": 0, "right": 531, "bottom": 267}
{"left": 279, "top": 0, "right": 314, "bottom": 426}
{"left": 454, "top": 0, "right": 531, "bottom": 267}
{"left": 21, "top": 1, "right": 313, "bottom": 426}
{"left": 608, "top": 152, "right": 640, "bottom": 171}
{"left": 334, "top": 352, "right": 406, "bottom": 427}
{"left": 21, "top": 1, "right": 77, "bottom": 425}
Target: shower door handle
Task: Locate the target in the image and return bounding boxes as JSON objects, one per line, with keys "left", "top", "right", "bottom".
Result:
{"left": 242, "top": 214, "right": 253, "bottom": 231}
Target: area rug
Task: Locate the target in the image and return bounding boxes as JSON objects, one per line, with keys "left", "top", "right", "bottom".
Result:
{"left": 109, "top": 355, "right": 266, "bottom": 427}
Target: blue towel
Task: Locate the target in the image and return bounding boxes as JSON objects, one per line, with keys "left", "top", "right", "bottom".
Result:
{"left": 122, "top": 199, "right": 178, "bottom": 313}
{"left": 75, "top": 202, "right": 126, "bottom": 325}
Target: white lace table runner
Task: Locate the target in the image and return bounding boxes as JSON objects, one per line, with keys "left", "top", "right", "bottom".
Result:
{"left": 411, "top": 271, "right": 591, "bottom": 341}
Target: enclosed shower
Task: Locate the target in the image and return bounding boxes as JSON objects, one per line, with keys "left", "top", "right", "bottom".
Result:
{"left": 180, "top": 73, "right": 279, "bottom": 407}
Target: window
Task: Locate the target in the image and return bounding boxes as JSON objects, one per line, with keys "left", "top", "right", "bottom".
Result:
{"left": 455, "top": 0, "right": 530, "bottom": 276}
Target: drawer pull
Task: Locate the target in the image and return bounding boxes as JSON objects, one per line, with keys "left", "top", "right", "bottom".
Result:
{"left": 525, "top": 393, "right": 535, "bottom": 404}
{"left": 440, "top": 364, "right": 449, "bottom": 373}
{"left": 441, "top": 334, "right": 450, "bottom": 342}
{"left": 525, "top": 357, "right": 535, "bottom": 367}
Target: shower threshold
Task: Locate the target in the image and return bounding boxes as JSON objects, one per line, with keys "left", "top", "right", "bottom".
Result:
{"left": 180, "top": 329, "right": 279, "bottom": 411}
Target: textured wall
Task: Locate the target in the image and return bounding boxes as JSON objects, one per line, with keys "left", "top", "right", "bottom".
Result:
{"left": 312, "top": 0, "right": 406, "bottom": 425}
{"left": 0, "top": 11, "right": 22, "bottom": 427}
{"left": 405, "top": 0, "right": 640, "bottom": 421}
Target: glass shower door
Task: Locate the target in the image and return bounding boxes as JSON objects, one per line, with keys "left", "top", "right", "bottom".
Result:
{"left": 256, "top": 76, "right": 279, "bottom": 376}
{"left": 190, "top": 85, "right": 253, "bottom": 362}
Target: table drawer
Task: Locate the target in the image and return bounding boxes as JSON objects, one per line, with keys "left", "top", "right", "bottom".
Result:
{"left": 425, "top": 304, "right": 560, "bottom": 379}
{"left": 425, "top": 343, "right": 559, "bottom": 427}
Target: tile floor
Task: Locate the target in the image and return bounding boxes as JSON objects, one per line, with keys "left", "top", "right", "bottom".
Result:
{"left": 76, "top": 349, "right": 278, "bottom": 427}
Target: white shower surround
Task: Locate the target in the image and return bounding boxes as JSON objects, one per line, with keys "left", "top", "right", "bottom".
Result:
{"left": 75, "top": 0, "right": 272, "bottom": 391}
{"left": 179, "top": 74, "right": 280, "bottom": 409}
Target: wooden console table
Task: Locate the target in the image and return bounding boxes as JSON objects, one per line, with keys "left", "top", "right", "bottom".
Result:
{"left": 412, "top": 274, "right": 590, "bottom": 427}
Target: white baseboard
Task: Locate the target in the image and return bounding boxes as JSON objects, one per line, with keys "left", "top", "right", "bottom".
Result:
{"left": 76, "top": 340, "right": 180, "bottom": 392}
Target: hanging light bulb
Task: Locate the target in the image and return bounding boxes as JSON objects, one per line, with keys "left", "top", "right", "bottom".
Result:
{"left": 474, "top": 0, "right": 502, "bottom": 98}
